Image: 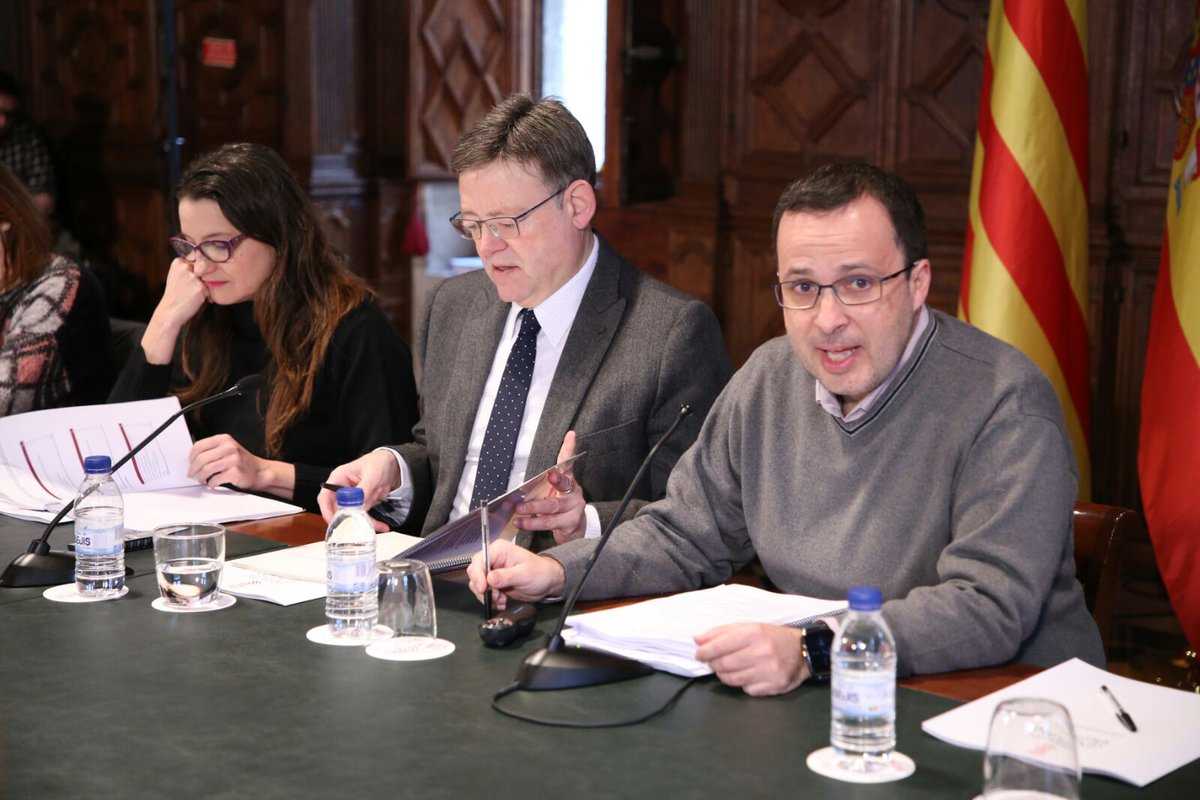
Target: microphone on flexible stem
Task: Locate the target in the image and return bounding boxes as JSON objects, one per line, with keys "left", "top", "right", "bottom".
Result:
{"left": 512, "top": 403, "right": 692, "bottom": 691}
{"left": 0, "top": 374, "right": 264, "bottom": 588}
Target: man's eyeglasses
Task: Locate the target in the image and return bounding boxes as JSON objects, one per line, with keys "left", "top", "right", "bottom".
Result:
{"left": 169, "top": 234, "right": 249, "bottom": 264}
{"left": 773, "top": 263, "right": 918, "bottom": 310}
{"left": 449, "top": 186, "right": 566, "bottom": 241}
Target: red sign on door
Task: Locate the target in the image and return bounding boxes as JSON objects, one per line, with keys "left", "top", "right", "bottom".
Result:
{"left": 200, "top": 37, "right": 237, "bottom": 69}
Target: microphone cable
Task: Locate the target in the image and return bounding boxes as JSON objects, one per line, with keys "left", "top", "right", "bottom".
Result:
{"left": 489, "top": 677, "right": 700, "bottom": 729}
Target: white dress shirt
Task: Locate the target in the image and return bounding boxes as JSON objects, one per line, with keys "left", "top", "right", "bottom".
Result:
{"left": 384, "top": 234, "right": 602, "bottom": 537}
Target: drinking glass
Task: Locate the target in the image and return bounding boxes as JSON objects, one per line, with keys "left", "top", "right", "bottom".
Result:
{"left": 365, "top": 559, "right": 438, "bottom": 659}
{"left": 153, "top": 523, "right": 226, "bottom": 608}
{"left": 983, "top": 698, "right": 1081, "bottom": 800}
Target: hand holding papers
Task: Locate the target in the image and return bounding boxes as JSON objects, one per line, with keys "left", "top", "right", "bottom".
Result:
{"left": 921, "top": 658, "right": 1200, "bottom": 786}
{"left": 398, "top": 452, "right": 586, "bottom": 573}
{"left": 561, "top": 584, "right": 847, "bottom": 677}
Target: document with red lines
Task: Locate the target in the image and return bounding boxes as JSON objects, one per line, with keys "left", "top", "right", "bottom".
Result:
{"left": 0, "top": 398, "right": 300, "bottom": 531}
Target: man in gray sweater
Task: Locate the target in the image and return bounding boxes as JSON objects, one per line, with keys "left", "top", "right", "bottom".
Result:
{"left": 468, "top": 162, "right": 1105, "bottom": 696}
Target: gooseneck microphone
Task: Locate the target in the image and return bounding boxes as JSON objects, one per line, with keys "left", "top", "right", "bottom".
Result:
{"left": 511, "top": 403, "right": 692, "bottom": 691}
{"left": 0, "top": 374, "right": 264, "bottom": 588}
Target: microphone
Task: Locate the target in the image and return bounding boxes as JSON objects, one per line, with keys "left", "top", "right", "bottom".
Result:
{"left": 479, "top": 603, "right": 538, "bottom": 648}
{"left": 0, "top": 374, "right": 264, "bottom": 588}
{"left": 511, "top": 403, "right": 692, "bottom": 691}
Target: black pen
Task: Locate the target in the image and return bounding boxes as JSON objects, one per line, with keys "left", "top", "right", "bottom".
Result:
{"left": 322, "top": 482, "right": 345, "bottom": 493}
{"left": 1100, "top": 684, "right": 1138, "bottom": 732}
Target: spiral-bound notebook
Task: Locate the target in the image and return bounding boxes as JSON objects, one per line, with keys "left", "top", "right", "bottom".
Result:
{"left": 397, "top": 452, "right": 586, "bottom": 573}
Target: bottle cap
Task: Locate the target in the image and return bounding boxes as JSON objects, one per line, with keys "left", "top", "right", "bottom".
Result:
{"left": 336, "top": 486, "right": 365, "bottom": 507}
{"left": 83, "top": 455, "right": 112, "bottom": 474}
{"left": 847, "top": 585, "right": 883, "bottom": 611}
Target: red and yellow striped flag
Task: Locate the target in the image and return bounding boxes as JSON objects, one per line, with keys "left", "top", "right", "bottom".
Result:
{"left": 1139, "top": 4, "right": 1200, "bottom": 650}
{"left": 960, "top": 0, "right": 1091, "bottom": 497}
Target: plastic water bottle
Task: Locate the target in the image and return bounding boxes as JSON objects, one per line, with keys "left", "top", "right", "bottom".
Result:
{"left": 73, "top": 455, "right": 125, "bottom": 597}
{"left": 830, "top": 585, "right": 897, "bottom": 767}
{"left": 325, "top": 487, "right": 378, "bottom": 639}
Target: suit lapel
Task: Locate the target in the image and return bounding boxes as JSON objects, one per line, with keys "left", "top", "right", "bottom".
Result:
{"left": 439, "top": 281, "right": 509, "bottom": 500}
{"left": 526, "top": 240, "right": 627, "bottom": 477}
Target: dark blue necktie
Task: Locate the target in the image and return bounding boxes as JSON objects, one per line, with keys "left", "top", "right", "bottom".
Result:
{"left": 470, "top": 308, "right": 541, "bottom": 510}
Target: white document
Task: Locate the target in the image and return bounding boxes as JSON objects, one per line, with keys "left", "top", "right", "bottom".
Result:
{"left": 220, "top": 565, "right": 328, "bottom": 606}
{"left": 222, "top": 531, "right": 423, "bottom": 605}
{"left": 0, "top": 398, "right": 302, "bottom": 531}
{"left": 562, "top": 583, "right": 847, "bottom": 678}
{"left": 921, "top": 658, "right": 1200, "bottom": 787}
{"left": 117, "top": 486, "right": 302, "bottom": 532}
{"left": 0, "top": 397, "right": 195, "bottom": 506}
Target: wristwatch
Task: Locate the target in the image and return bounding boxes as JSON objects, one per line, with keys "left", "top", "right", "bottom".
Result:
{"left": 801, "top": 625, "right": 834, "bottom": 683}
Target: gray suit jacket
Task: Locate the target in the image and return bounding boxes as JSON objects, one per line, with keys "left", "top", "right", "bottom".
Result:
{"left": 392, "top": 237, "right": 732, "bottom": 535}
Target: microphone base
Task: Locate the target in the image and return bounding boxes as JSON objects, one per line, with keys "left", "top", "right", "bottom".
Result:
{"left": 516, "top": 644, "right": 654, "bottom": 691}
{"left": 0, "top": 549, "right": 76, "bottom": 588}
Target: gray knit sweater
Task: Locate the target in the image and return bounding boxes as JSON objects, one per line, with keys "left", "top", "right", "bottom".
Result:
{"left": 548, "top": 310, "right": 1105, "bottom": 677}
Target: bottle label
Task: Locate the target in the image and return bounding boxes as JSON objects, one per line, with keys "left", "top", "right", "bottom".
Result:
{"left": 832, "top": 671, "right": 895, "bottom": 718}
{"left": 74, "top": 523, "right": 122, "bottom": 556}
{"left": 327, "top": 556, "right": 376, "bottom": 594}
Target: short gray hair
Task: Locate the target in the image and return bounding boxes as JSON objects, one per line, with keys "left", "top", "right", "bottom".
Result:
{"left": 451, "top": 94, "right": 596, "bottom": 190}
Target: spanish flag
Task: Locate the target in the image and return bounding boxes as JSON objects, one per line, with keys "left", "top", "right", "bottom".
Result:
{"left": 959, "top": 0, "right": 1091, "bottom": 497}
{"left": 1139, "top": 4, "right": 1200, "bottom": 650}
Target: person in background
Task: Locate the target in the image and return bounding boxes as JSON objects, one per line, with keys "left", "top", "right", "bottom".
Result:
{"left": 0, "top": 164, "right": 111, "bottom": 415}
{"left": 110, "top": 143, "right": 419, "bottom": 513}
{"left": 0, "top": 71, "right": 55, "bottom": 217}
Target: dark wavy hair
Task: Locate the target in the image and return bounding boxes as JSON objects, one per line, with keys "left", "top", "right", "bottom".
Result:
{"left": 0, "top": 163, "right": 51, "bottom": 292}
{"left": 175, "top": 143, "right": 368, "bottom": 456}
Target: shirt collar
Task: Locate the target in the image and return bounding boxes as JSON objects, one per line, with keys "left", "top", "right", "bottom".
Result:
{"left": 814, "top": 305, "right": 930, "bottom": 422}
{"left": 505, "top": 233, "right": 599, "bottom": 348}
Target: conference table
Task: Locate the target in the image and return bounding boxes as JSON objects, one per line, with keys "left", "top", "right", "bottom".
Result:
{"left": 1, "top": 513, "right": 1196, "bottom": 798}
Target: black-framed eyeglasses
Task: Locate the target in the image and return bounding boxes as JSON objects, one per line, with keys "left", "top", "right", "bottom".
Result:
{"left": 772, "top": 263, "right": 918, "bottom": 310}
{"left": 449, "top": 186, "right": 567, "bottom": 241}
{"left": 168, "top": 234, "right": 249, "bottom": 263}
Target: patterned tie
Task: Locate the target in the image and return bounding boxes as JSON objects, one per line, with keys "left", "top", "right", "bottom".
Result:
{"left": 470, "top": 308, "right": 541, "bottom": 510}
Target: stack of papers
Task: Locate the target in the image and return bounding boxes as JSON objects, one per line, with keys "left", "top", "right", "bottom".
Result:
{"left": 0, "top": 398, "right": 301, "bottom": 531}
{"left": 222, "top": 531, "right": 423, "bottom": 605}
{"left": 562, "top": 583, "right": 847, "bottom": 677}
{"left": 922, "top": 658, "right": 1200, "bottom": 786}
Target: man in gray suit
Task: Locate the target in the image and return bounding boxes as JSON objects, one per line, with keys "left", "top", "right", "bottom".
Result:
{"left": 468, "top": 162, "right": 1104, "bottom": 695}
{"left": 319, "top": 95, "right": 730, "bottom": 541}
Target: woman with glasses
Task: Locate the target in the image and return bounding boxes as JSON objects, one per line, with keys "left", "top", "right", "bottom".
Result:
{"left": 0, "top": 163, "right": 111, "bottom": 415}
{"left": 111, "top": 143, "right": 418, "bottom": 512}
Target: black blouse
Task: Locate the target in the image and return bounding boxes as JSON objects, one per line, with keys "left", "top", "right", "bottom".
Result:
{"left": 110, "top": 300, "right": 418, "bottom": 512}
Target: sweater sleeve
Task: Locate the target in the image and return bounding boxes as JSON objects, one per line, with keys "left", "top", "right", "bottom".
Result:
{"left": 288, "top": 304, "right": 419, "bottom": 513}
{"left": 547, "top": 368, "right": 757, "bottom": 601}
{"left": 880, "top": 375, "right": 1079, "bottom": 677}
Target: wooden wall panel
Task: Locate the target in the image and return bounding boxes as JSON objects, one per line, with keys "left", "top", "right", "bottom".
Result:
{"left": 28, "top": 0, "right": 165, "bottom": 316}
{"left": 896, "top": 1, "right": 985, "bottom": 176}
{"left": 175, "top": 0, "right": 286, "bottom": 159}
{"left": 742, "top": 1, "right": 883, "bottom": 165}
{"left": 406, "top": 0, "right": 534, "bottom": 180}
